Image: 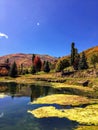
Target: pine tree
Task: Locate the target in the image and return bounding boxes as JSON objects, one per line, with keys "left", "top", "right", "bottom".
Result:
{"left": 9, "top": 61, "right": 18, "bottom": 77}
{"left": 78, "top": 52, "right": 88, "bottom": 70}
{"left": 73, "top": 54, "right": 80, "bottom": 70}
{"left": 32, "top": 54, "right": 35, "bottom": 64}
{"left": 44, "top": 61, "right": 50, "bottom": 73}
{"left": 70, "top": 42, "right": 76, "bottom": 65}
{"left": 73, "top": 48, "right": 80, "bottom": 70}
{"left": 30, "top": 65, "right": 36, "bottom": 74}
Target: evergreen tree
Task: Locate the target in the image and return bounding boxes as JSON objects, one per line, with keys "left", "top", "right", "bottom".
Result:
{"left": 78, "top": 52, "right": 88, "bottom": 70}
{"left": 32, "top": 54, "right": 35, "bottom": 64}
{"left": 9, "top": 61, "right": 18, "bottom": 77}
{"left": 73, "top": 54, "right": 80, "bottom": 70}
{"left": 44, "top": 61, "right": 50, "bottom": 73}
{"left": 70, "top": 42, "right": 76, "bottom": 65}
{"left": 90, "top": 54, "right": 98, "bottom": 69}
{"left": 73, "top": 48, "right": 80, "bottom": 70}
{"left": 30, "top": 65, "right": 36, "bottom": 74}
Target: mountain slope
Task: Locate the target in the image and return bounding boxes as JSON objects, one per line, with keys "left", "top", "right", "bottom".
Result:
{"left": 0, "top": 53, "right": 57, "bottom": 67}
{"left": 59, "top": 46, "right": 98, "bottom": 64}
{"left": 84, "top": 46, "right": 98, "bottom": 57}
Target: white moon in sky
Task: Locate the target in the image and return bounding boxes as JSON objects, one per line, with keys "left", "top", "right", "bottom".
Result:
{"left": 37, "top": 22, "right": 40, "bottom": 26}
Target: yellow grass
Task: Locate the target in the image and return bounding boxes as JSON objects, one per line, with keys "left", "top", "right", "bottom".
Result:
{"left": 31, "top": 94, "right": 91, "bottom": 106}
{"left": 75, "top": 126, "right": 98, "bottom": 130}
{"left": 28, "top": 104, "right": 98, "bottom": 125}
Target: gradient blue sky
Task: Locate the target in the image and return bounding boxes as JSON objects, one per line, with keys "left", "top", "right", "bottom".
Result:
{"left": 0, "top": 0, "right": 98, "bottom": 57}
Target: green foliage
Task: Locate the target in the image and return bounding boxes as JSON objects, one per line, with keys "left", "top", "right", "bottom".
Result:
{"left": 78, "top": 52, "right": 88, "bottom": 70}
{"left": 9, "top": 61, "right": 18, "bottom": 77}
{"left": 30, "top": 65, "right": 36, "bottom": 74}
{"left": 32, "top": 54, "right": 35, "bottom": 64}
{"left": 90, "top": 53, "right": 98, "bottom": 68}
{"left": 73, "top": 54, "right": 80, "bottom": 70}
{"left": 70, "top": 42, "right": 76, "bottom": 65}
{"left": 44, "top": 61, "right": 50, "bottom": 73}
{"left": 25, "top": 69, "right": 29, "bottom": 74}
{"left": 55, "top": 58, "right": 70, "bottom": 72}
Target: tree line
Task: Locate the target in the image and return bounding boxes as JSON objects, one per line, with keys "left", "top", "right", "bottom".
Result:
{"left": 5, "top": 42, "right": 98, "bottom": 77}
{"left": 8, "top": 54, "right": 51, "bottom": 77}
{"left": 55, "top": 42, "right": 98, "bottom": 72}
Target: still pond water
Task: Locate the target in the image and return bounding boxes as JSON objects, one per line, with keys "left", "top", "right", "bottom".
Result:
{"left": 0, "top": 82, "right": 95, "bottom": 130}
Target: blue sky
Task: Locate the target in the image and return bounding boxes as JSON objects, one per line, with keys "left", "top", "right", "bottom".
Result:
{"left": 0, "top": 0, "right": 98, "bottom": 57}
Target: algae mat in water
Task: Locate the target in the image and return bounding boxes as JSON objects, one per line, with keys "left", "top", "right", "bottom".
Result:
{"left": 31, "top": 94, "right": 91, "bottom": 106}
{"left": 28, "top": 104, "right": 98, "bottom": 125}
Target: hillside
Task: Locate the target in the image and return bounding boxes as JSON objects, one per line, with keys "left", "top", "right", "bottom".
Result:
{"left": 0, "top": 53, "right": 57, "bottom": 67}
{"left": 0, "top": 46, "right": 98, "bottom": 68}
{"left": 84, "top": 46, "right": 98, "bottom": 57}
{"left": 61, "top": 46, "right": 98, "bottom": 61}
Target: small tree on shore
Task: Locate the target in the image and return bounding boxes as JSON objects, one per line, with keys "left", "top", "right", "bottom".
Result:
{"left": 70, "top": 42, "right": 76, "bottom": 65}
{"left": 44, "top": 61, "right": 50, "bottom": 73}
{"left": 9, "top": 61, "right": 18, "bottom": 77}
{"left": 73, "top": 53, "right": 80, "bottom": 70}
{"left": 30, "top": 65, "right": 36, "bottom": 74}
{"left": 78, "top": 52, "right": 88, "bottom": 70}
{"left": 32, "top": 54, "right": 35, "bottom": 64}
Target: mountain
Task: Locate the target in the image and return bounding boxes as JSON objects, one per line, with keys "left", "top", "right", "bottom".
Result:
{"left": 0, "top": 53, "right": 57, "bottom": 67}
{"left": 0, "top": 46, "right": 98, "bottom": 68}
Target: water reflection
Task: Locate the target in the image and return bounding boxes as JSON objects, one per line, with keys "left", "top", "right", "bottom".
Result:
{"left": 0, "top": 82, "right": 78, "bottom": 130}
{"left": 0, "top": 82, "right": 97, "bottom": 130}
{"left": 0, "top": 82, "right": 61, "bottom": 102}
{"left": 30, "top": 85, "right": 59, "bottom": 102}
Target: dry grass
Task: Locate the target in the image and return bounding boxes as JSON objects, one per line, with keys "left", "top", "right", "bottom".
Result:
{"left": 75, "top": 126, "right": 98, "bottom": 130}
{"left": 28, "top": 104, "right": 98, "bottom": 125}
{"left": 31, "top": 94, "right": 91, "bottom": 106}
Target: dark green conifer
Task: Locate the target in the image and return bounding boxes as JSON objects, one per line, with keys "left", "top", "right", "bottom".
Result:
{"left": 70, "top": 42, "right": 76, "bottom": 65}
{"left": 44, "top": 61, "right": 50, "bottom": 73}
{"left": 9, "top": 61, "right": 18, "bottom": 77}
{"left": 78, "top": 52, "right": 88, "bottom": 70}
{"left": 32, "top": 54, "right": 35, "bottom": 64}
{"left": 30, "top": 65, "right": 36, "bottom": 74}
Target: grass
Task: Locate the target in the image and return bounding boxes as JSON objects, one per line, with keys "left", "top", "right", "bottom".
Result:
{"left": 75, "top": 126, "right": 98, "bottom": 130}
{"left": 28, "top": 104, "right": 98, "bottom": 125}
{"left": 31, "top": 94, "right": 93, "bottom": 106}
{"left": 0, "top": 73, "right": 98, "bottom": 98}
{"left": 0, "top": 71, "right": 98, "bottom": 86}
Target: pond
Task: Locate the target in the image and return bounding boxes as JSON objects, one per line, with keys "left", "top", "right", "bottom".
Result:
{"left": 0, "top": 82, "right": 96, "bottom": 130}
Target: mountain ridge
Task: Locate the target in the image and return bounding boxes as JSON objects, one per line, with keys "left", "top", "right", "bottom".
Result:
{"left": 0, "top": 53, "right": 57, "bottom": 67}
{"left": 0, "top": 46, "right": 98, "bottom": 67}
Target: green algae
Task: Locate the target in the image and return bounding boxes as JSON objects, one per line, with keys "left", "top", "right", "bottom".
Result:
{"left": 31, "top": 94, "right": 91, "bottom": 106}
{"left": 28, "top": 104, "right": 98, "bottom": 125}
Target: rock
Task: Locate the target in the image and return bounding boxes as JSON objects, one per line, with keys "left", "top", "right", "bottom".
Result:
{"left": 77, "top": 80, "right": 89, "bottom": 86}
